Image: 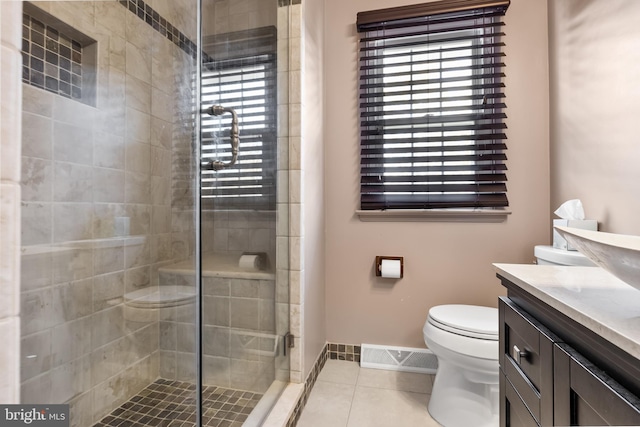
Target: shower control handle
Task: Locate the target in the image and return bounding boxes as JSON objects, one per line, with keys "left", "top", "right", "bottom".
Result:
{"left": 205, "top": 105, "right": 239, "bottom": 171}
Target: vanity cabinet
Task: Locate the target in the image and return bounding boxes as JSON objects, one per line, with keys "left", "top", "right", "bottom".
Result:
{"left": 498, "top": 293, "right": 640, "bottom": 427}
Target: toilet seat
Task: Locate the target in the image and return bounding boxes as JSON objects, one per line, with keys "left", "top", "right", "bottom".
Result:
{"left": 125, "top": 285, "right": 195, "bottom": 309}
{"left": 428, "top": 304, "right": 498, "bottom": 341}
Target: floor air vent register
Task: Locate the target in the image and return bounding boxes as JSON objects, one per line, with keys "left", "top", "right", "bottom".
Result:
{"left": 360, "top": 344, "right": 438, "bottom": 374}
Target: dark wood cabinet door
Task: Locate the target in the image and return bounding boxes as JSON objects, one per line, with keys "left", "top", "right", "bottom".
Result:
{"left": 554, "top": 343, "right": 640, "bottom": 426}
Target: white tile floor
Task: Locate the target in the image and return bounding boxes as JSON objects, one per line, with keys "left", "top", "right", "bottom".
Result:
{"left": 297, "top": 360, "right": 442, "bottom": 427}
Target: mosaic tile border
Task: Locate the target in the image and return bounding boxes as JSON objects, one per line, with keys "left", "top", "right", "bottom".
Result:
{"left": 329, "top": 343, "right": 361, "bottom": 362}
{"left": 117, "top": 0, "right": 207, "bottom": 60}
{"left": 21, "top": 13, "right": 84, "bottom": 100}
{"left": 285, "top": 344, "right": 329, "bottom": 427}
{"left": 285, "top": 343, "right": 361, "bottom": 426}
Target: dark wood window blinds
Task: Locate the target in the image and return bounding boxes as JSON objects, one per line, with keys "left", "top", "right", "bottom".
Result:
{"left": 357, "top": 0, "right": 510, "bottom": 210}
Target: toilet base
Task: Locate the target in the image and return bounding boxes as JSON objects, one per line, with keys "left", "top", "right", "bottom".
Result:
{"left": 427, "top": 360, "right": 498, "bottom": 427}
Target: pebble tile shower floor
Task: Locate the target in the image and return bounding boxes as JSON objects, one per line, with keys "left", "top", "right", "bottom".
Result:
{"left": 94, "top": 379, "right": 262, "bottom": 427}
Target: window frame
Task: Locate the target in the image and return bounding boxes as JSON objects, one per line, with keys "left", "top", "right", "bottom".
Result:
{"left": 357, "top": 0, "right": 511, "bottom": 217}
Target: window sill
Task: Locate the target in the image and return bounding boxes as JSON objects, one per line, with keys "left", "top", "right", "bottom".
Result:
{"left": 356, "top": 209, "right": 511, "bottom": 223}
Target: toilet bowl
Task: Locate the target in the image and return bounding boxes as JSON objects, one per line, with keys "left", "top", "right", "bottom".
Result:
{"left": 423, "top": 304, "right": 499, "bottom": 427}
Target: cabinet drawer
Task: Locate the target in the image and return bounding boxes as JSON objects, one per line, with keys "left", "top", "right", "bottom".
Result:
{"left": 501, "top": 370, "right": 538, "bottom": 427}
{"left": 499, "top": 297, "right": 555, "bottom": 426}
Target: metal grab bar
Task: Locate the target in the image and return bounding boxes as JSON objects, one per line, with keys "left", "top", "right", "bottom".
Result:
{"left": 204, "top": 105, "right": 239, "bottom": 171}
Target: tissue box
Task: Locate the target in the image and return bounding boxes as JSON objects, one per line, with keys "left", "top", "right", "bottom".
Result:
{"left": 553, "top": 219, "right": 598, "bottom": 250}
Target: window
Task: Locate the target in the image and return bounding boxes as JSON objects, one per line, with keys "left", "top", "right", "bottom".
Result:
{"left": 357, "top": 0, "right": 510, "bottom": 210}
{"left": 201, "top": 27, "right": 277, "bottom": 210}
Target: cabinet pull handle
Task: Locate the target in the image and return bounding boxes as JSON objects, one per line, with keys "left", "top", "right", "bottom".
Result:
{"left": 512, "top": 345, "right": 529, "bottom": 365}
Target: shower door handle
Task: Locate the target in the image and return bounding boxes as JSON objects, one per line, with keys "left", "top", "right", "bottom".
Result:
{"left": 204, "top": 105, "right": 239, "bottom": 171}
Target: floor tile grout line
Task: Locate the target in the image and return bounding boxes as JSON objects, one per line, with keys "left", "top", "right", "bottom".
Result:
{"left": 353, "top": 383, "right": 433, "bottom": 395}
{"left": 344, "top": 367, "right": 360, "bottom": 427}
{"left": 298, "top": 361, "right": 440, "bottom": 427}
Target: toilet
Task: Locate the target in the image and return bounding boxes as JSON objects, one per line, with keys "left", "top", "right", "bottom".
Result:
{"left": 423, "top": 246, "right": 593, "bottom": 427}
{"left": 423, "top": 304, "right": 500, "bottom": 427}
{"left": 534, "top": 245, "right": 595, "bottom": 266}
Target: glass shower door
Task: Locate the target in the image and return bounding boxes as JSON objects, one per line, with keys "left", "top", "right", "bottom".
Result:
{"left": 19, "top": 1, "right": 201, "bottom": 425}
{"left": 198, "top": 0, "right": 290, "bottom": 424}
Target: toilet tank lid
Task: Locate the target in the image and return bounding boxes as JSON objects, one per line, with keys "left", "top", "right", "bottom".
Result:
{"left": 534, "top": 245, "right": 595, "bottom": 266}
{"left": 428, "top": 304, "right": 498, "bottom": 336}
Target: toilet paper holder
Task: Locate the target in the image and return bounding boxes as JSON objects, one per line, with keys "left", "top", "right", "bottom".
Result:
{"left": 375, "top": 256, "right": 404, "bottom": 278}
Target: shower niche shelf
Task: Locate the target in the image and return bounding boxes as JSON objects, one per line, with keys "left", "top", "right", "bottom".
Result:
{"left": 22, "top": 2, "right": 97, "bottom": 106}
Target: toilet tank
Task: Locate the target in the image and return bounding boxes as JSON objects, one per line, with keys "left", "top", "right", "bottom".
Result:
{"left": 534, "top": 245, "right": 596, "bottom": 266}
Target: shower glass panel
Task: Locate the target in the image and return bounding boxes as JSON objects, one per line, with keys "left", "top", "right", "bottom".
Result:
{"left": 18, "top": 0, "right": 289, "bottom": 425}
{"left": 20, "top": 0, "right": 200, "bottom": 425}
{"left": 198, "top": 0, "right": 290, "bottom": 424}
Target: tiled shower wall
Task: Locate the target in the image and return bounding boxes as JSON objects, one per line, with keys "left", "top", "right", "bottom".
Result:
{"left": 0, "top": 0, "right": 23, "bottom": 405}
{"left": 202, "top": 0, "right": 278, "bottom": 36}
{"left": 199, "top": 0, "right": 279, "bottom": 268}
{"left": 201, "top": 210, "right": 276, "bottom": 268}
{"left": 19, "top": 1, "right": 197, "bottom": 425}
{"left": 157, "top": 271, "right": 278, "bottom": 393}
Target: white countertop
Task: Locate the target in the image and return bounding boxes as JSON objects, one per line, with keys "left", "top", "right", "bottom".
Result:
{"left": 494, "top": 263, "right": 640, "bottom": 360}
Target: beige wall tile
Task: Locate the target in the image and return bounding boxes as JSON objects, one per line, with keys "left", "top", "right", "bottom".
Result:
{"left": 22, "top": 112, "right": 53, "bottom": 159}
{"left": 125, "top": 41, "right": 152, "bottom": 83}
{"left": 53, "top": 203, "right": 93, "bottom": 242}
{"left": 93, "top": 271, "right": 125, "bottom": 312}
{"left": 125, "top": 141, "right": 151, "bottom": 174}
{"left": 51, "top": 246, "right": 93, "bottom": 284}
{"left": 21, "top": 372, "right": 52, "bottom": 404}
{"left": 21, "top": 251, "right": 52, "bottom": 292}
{"left": 93, "top": 168, "right": 125, "bottom": 203}
{"left": 50, "top": 356, "right": 92, "bottom": 404}
{"left": 53, "top": 162, "right": 93, "bottom": 203}
{"left": 21, "top": 288, "right": 53, "bottom": 336}
{"left": 1, "top": 183, "right": 21, "bottom": 319}
{"left": 203, "top": 296, "right": 230, "bottom": 327}
{"left": 51, "top": 279, "right": 93, "bottom": 324}
{"left": 53, "top": 96, "right": 96, "bottom": 130}
{"left": 21, "top": 202, "right": 52, "bottom": 246}
{"left": 21, "top": 157, "right": 53, "bottom": 202}
{"left": 126, "top": 108, "right": 151, "bottom": 143}
{"left": 22, "top": 85, "right": 53, "bottom": 118}
{"left": 94, "top": 131, "right": 125, "bottom": 169}
{"left": 230, "top": 298, "right": 259, "bottom": 330}
{"left": 91, "top": 306, "right": 125, "bottom": 350}
{"left": 1, "top": 46, "right": 22, "bottom": 182}
{"left": 21, "top": 330, "right": 51, "bottom": 382}
{"left": 125, "top": 171, "right": 151, "bottom": 204}
{"left": 202, "top": 355, "right": 230, "bottom": 387}
{"left": 53, "top": 122, "right": 93, "bottom": 165}
{"left": 203, "top": 326, "right": 230, "bottom": 357}
{"left": 125, "top": 74, "right": 152, "bottom": 114}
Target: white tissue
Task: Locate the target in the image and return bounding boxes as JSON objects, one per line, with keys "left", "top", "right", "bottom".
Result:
{"left": 380, "top": 259, "right": 401, "bottom": 278}
{"left": 554, "top": 199, "right": 585, "bottom": 220}
{"left": 239, "top": 254, "right": 264, "bottom": 271}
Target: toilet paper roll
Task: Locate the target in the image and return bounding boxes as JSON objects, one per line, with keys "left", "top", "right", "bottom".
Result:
{"left": 380, "top": 259, "right": 401, "bottom": 278}
{"left": 239, "top": 254, "right": 263, "bottom": 271}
